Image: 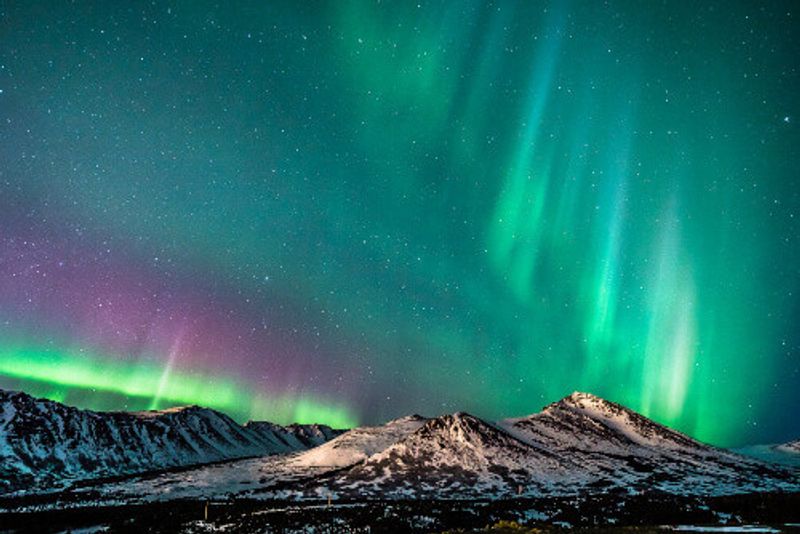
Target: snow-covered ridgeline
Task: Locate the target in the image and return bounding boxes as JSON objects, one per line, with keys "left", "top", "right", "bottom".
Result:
{"left": 0, "top": 388, "right": 343, "bottom": 494}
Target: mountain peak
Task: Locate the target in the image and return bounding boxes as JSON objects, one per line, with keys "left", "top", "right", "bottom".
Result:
{"left": 546, "top": 391, "right": 634, "bottom": 419}
{"left": 775, "top": 439, "right": 800, "bottom": 454}
{"left": 0, "top": 387, "right": 21, "bottom": 399}
{"left": 425, "top": 411, "right": 482, "bottom": 427}
{"left": 415, "top": 411, "right": 514, "bottom": 446}
{"left": 386, "top": 413, "right": 428, "bottom": 425}
{"left": 538, "top": 391, "right": 707, "bottom": 451}
{"left": 129, "top": 405, "right": 205, "bottom": 418}
{"left": 1, "top": 387, "right": 58, "bottom": 407}
{"left": 559, "top": 391, "right": 610, "bottom": 407}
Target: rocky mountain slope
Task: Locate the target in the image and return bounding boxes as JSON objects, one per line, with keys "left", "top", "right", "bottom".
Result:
{"left": 244, "top": 421, "right": 344, "bottom": 453}
{"left": 287, "top": 414, "right": 427, "bottom": 468}
{"left": 330, "top": 412, "right": 585, "bottom": 498}
{"left": 496, "top": 392, "right": 797, "bottom": 495}
{"left": 318, "top": 393, "right": 797, "bottom": 498}
{"left": 0, "top": 388, "right": 342, "bottom": 494}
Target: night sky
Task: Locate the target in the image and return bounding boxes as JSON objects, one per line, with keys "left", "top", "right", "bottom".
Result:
{"left": 1, "top": 1, "right": 798, "bottom": 447}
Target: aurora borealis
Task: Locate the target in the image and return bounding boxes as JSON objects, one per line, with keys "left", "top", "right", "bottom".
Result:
{"left": 0, "top": 1, "right": 798, "bottom": 446}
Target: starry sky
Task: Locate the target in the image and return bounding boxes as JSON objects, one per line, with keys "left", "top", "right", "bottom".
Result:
{"left": 0, "top": 1, "right": 798, "bottom": 446}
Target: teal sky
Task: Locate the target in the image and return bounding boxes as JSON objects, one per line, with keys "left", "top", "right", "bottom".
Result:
{"left": 0, "top": 1, "right": 798, "bottom": 446}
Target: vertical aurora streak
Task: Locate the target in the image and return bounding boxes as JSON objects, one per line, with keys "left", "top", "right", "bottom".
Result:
{"left": 0, "top": 1, "right": 798, "bottom": 446}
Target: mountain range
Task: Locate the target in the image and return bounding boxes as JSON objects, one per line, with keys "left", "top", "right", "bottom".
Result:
{"left": 0, "top": 388, "right": 797, "bottom": 504}
{"left": 0, "top": 388, "right": 343, "bottom": 494}
{"left": 316, "top": 392, "right": 798, "bottom": 499}
{"left": 0, "top": 392, "right": 800, "bottom": 508}
{"left": 3, "top": 387, "right": 800, "bottom": 532}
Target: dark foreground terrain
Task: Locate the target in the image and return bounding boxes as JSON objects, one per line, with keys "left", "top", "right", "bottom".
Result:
{"left": 1, "top": 492, "right": 799, "bottom": 533}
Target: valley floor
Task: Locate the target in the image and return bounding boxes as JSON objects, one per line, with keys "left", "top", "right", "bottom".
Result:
{"left": 1, "top": 492, "right": 799, "bottom": 533}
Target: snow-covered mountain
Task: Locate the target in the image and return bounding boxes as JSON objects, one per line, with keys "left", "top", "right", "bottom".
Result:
{"left": 775, "top": 439, "right": 800, "bottom": 454}
{"left": 496, "top": 392, "right": 797, "bottom": 495}
{"left": 736, "top": 438, "right": 800, "bottom": 468}
{"left": 0, "top": 388, "right": 342, "bottom": 494}
{"left": 68, "top": 391, "right": 798, "bottom": 505}
{"left": 287, "top": 414, "right": 427, "bottom": 468}
{"left": 244, "top": 421, "right": 344, "bottom": 453}
{"left": 63, "top": 414, "right": 430, "bottom": 502}
{"left": 330, "top": 412, "right": 584, "bottom": 498}
{"left": 316, "top": 393, "right": 797, "bottom": 498}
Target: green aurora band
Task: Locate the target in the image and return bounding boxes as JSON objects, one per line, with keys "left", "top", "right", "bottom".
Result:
{"left": 0, "top": 348, "right": 357, "bottom": 428}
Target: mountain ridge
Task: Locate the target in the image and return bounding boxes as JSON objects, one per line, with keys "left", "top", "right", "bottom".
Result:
{"left": 775, "top": 438, "right": 800, "bottom": 454}
{"left": 318, "top": 395, "right": 798, "bottom": 499}
{"left": 0, "top": 388, "right": 344, "bottom": 494}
